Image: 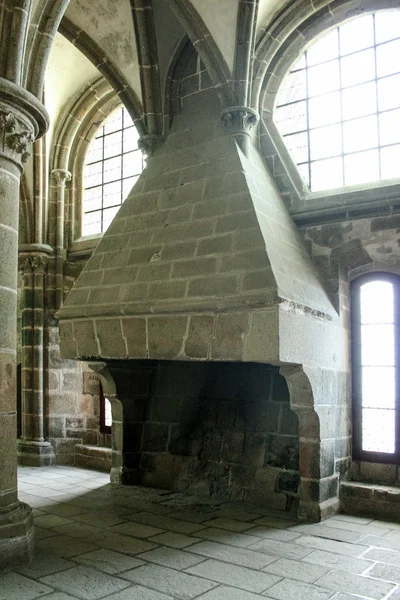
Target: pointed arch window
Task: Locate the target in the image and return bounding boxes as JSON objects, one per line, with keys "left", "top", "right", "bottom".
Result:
{"left": 274, "top": 11, "right": 400, "bottom": 192}
{"left": 351, "top": 273, "right": 400, "bottom": 463}
{"left": 82, "top": 106, "right": 144, "bottom": 236}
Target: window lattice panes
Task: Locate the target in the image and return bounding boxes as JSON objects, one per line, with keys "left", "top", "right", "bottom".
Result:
{"left": 82, "top": 107, "right": 143, "bottom": 236}
{"left": 274, "top": 12, "right": 400, "bottom": 192}
{"left": 352, "top": 274, "right": 400, "bottom": 463}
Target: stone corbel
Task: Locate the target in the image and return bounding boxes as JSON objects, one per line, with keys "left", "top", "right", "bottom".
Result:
{"left": 221, "top": 105, "right": 259, "bottom": 156}
{"left": 138, "top": 133, "right": 164, "bottom": 157}
{"left": 30, "top": 254, "right": 49, "bottom": 273}
{"left": 0, "top": 109, "right": 35, "bottom": 165}
{"left": 52, "top": 168, "right": 72, "bottom": 187}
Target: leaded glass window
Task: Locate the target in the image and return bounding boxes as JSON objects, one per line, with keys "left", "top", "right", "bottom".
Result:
{"left": 275, "top": 12, "right": 400, "bottom": 192}
{"left": 82, "top": 106, "right": 143, "bottom": 236}
{"left": 352, "top": 273, "right": 400, "bottom": 463}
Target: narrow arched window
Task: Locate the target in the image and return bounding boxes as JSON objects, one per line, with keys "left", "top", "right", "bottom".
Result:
{"left": 351, "top": 273, "right": 400, "bottom": 463}
{"left": 99, "top": 385, "right": 112, "bottom": 435}
{"left": 82, "top": 106, "right": 144, "bottom": 236}
{"left": 275, "top": 11, "right": 400, "bottom": 192}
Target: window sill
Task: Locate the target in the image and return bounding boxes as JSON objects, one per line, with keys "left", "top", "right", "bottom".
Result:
{"left": 290, "top": 179, "right": 400, "bottom": 227}
{"left": 68, "top": 234, "right": 103, "bottom": 260}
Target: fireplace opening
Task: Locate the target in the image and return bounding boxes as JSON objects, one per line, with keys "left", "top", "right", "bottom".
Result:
{"left": 107, "top": 360, "right": 300, "bottom": 512}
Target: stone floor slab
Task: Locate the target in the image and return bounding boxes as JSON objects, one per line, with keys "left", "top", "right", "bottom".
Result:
{"left": 110, "top": 521, "right": 165, "bottom": 538}
{"left": 202, "top": 518, "right": 256, "bottom": 532}
{"left": 301, "top": 549, "right": 374, "bottom": 574}
{"left": 137, "top": 547, "right": 206, "bottom": 570}
{"left": 197, "top": 585, "right": 266, "bottom": 599}
{"left": 195, "top": 526, "right": 262, "bottom": 547}
{"left": 248, "top": 526, "right": 301, "bottom": 542}
{"left": 262, "top": 578, "right": 333, "bottom": 600}
{"left": 127, "top": 512, "right": 205, "bottom": 535}
{"left": 315, "top": 569, "right": 396, "bottom": 599}
{"left": 100, "top": 586, "right": 174, "bottom": 600}
{"left": 186, "top": 558, "right": 281, "bottom": 593}
{"left": 186, "top": 540, "right": 277, "bottom": 569}
{"left": 295, "top": 536, "right": 366, "bottom": 557}
{"left": 119, "top": 563, "right": 217, "bottom": 599}
{"left": 263, "top": 557, "right": 330, "bottom": 583}
{"left": 71, "top": 548, "right": 145, "bottom": 574}
{"left": 249, "top": 538, "right": 313, "bottom": 560}
{"left": 148, "top": 531, "right": 200, "bottom": 548}
{"left": 15, "top": 550, "right": 76, "bottom": 579}
{"left": 36, "top": 535, "right": 100, "bottom": 558}
{"left": 39, "top": 566, "right": 130, "bottom": 600}
{"left": 99, "top": 533, "right": 158, "bottom": 555}
{"left": 0, "top": 572, "right": 54, "bottom": 600}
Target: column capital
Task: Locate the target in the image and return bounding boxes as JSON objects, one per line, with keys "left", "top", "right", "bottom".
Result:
{"left": 52, "top": 168, "right": 72, "bottom": 186}
{"left": 221, "top": 106, "right": 259, "bottom": 135}
{"left": 138, "top": 134, "right": 164, "bottom": 157}
{"left": 0, "top": 108, "right": 34, "bottom": 165}
{"left": 220, "top": 106, "right": 259, "bottom": 156}
{"left": 30, "top": 254, "right": 49, "bottom": 272}
{"left": 0, "top": 78, "right": 48, "bottom": 169}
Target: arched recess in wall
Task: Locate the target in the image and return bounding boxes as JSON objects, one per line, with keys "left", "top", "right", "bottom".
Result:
{"left": 50, "top": 75, "right": 143, "bottom": 246}
{"left": 163, "top": 35, "right": 194, "bottom": 133}
{"left": 164, "top": 0, "right": 236, "bottom": 109}
{"left": 254, "top": 0, "right": 400, "bottom": 205}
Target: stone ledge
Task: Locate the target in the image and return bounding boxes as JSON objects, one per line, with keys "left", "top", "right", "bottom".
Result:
{"left": 340, "top": 481, "right": 400, "bottom": 522}
{"left": 75, "top": 444, "right": 112, "bottom": 473}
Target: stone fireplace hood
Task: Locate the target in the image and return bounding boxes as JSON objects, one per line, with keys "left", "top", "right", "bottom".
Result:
{"left": 57, "top": 111, "right": 336, "bottom": 366}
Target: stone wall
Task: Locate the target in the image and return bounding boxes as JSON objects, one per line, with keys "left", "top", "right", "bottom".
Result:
{"left": 300, "top": 213, "right": 400, "bottom": 486}
{"left": 16, "top": 246, "right": 109, "bottom": 466}
{"left": 47, "top": 327, "right": 101, "bottom": 464}
{"left": 108, "top": 360, "right": 300, "bottom": 509}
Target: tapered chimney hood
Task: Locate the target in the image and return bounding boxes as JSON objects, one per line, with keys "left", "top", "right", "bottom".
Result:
{"left": 57, "top": 95, "right": 335, "bottom": 365}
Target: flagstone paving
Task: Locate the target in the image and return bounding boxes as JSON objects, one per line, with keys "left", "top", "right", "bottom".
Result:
{"left": 1, "top": 466, "right": 400, "bottom": 599}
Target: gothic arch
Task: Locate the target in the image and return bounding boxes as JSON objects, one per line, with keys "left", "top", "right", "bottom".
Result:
{"left": 164, "top": 0, "right": 236, "bottom": 108}
{"left": 50, "top": 75, "right": 143, "bottom": 246}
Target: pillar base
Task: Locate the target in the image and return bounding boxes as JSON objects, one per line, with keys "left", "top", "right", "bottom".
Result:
{"left": 0, "top": 502, "right": 34, "bottom": 570}
{"left": 18, "top": 440, "right": 55, "bottom": 467}
{"left": 298, "top": 496, "right": 341, "bottom": 522}
{"left": 110, "top": 467, "right": 140, "bottom": 485}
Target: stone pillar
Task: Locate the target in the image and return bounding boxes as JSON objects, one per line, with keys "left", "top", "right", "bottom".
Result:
{"left": 0, "top": 78, "right": 48, "bottom": 569}
{"left": 51, "top": 168, "right": 71, "bottom": 310}
{"left": 18, "top": 253, "right": 55, "bottom": 466}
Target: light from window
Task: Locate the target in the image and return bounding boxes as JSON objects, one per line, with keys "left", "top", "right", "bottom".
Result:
{"left": 82, "top": 107, "right": 144, "bottom": 236}
{"left": 104, "top": 397, "right": 112, "bottom": 429}
{"left": 275, "top": 12, "right": 400, "bottom": 192}
{"left": 360, "top": 280, "right": 395, "bottom": 453}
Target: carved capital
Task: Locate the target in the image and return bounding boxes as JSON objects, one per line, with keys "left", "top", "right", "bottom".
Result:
{"left": 221, "top": 106, "right": 259, "bottom": 135}
{"left": 52, "top": 169, "right": 72, "bottom": 186}
{"left": 28, "top": 254, "right": 49, "bottom": 273}
{"left": 138, "top": 134, "right": 164, "bottom": 157}
{"left": 0, "top": 109, "right": 35, "bottom": 165}
{"left": 19, "top": 255, "right": 33, "bottom": 273}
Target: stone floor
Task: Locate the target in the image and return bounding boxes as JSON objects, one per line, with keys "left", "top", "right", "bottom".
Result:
{"left": 2, "top": 467, "right": 400, "bottom": 600}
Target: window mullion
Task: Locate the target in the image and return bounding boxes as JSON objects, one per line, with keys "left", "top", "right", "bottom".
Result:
{"left": 395, "top": 282, "right": 400, "bottom": 459}
{"left": 373, "top": 14, "right": 382, "bottom": 180}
